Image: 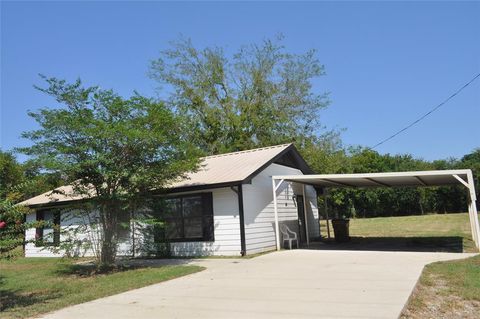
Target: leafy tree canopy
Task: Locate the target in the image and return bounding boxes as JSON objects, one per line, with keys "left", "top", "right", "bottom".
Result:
{"left": 18, "top": 76, "right": 201, "bottom": 264}
{"left": 150, "top": 35, "right": 333, "bottom": 154}
{"left": 20, "top": 76, "right": 200, "bottom": 198}
{"left": 0, "top": 150, "right": 62, "bottom": 201}
{"left": 0, "top": 151, "right": 24, "bottom": 199}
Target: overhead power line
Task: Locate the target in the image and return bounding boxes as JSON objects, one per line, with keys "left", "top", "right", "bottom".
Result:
{"left": 371, "top": 72, "right": 480, "bottom": 150}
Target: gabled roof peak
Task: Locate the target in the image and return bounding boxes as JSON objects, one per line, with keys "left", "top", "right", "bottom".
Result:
{"left": 203, "top": 143, "right": 293, "bottom": 160}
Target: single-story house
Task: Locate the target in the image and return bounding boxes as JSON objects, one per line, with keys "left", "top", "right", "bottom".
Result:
{"left": 19, "top": 143, "right": 320, "bottom": 257}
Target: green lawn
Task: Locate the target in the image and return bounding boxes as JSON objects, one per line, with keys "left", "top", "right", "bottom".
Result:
{"left": 0, "top": 258, "right": 204, "bottom": 319}
{"left": 320, "top": 213, "right": 477, "bottom": 252}
{"left": 401, "top": 254, "right": 480, "bottom": 318}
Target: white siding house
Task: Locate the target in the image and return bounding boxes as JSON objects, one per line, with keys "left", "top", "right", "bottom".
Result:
{"left": 24, "top": 210, "right": 96, "bottom": 258}
{"left": 20, "top": 143, "right": 320, "bottom": 257}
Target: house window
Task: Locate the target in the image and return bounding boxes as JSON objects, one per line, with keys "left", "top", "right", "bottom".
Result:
{"left": 36, "top": 209, "right": 61, "bottom": 246}
{"left": 116, "top": 211, "right": 131, "bottom": 241}
{"left": 163, "top": 193, "right": 214, "bottom": 242}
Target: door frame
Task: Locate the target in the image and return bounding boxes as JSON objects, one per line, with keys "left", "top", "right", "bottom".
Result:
{"left": 296, "top": 195, "right": 307, "bottom": 244}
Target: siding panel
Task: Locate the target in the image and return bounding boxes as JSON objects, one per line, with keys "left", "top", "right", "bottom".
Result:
{"left": 242, "top": 163, "right": 319, "bottom": 255}
{"left": 25, "top": 210, "right": 98, "bottom": 258}
{"left": 25, "top": 187, "right": 241, "bottom": 258}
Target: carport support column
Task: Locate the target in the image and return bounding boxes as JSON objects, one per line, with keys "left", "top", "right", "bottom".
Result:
{"left": 467, "top": 201, "right": 477, "bottom": 248}
{"left": 324, "top": 188, "right": 331, "bottom": 239}
{"left": 272, "top": 178, "right": 282, "bottom": 250}
{"left": 467, "top": 200, "right": 478, "bottom": 249}
{"left": 467, "top": 171, "right": 480, "bottom": 251}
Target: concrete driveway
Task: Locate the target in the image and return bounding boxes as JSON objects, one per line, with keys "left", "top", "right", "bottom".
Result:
{"left": 40, "top": 250, "right": 474, "bottom": 319}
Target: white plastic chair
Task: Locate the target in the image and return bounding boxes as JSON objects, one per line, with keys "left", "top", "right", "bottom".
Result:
{"left": 280, "top": 224, "right": 299, "bottom": 249}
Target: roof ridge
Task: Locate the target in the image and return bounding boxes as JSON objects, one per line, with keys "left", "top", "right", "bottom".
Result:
{"left": 202, "top": 143, "right": 292, "bottom": 159}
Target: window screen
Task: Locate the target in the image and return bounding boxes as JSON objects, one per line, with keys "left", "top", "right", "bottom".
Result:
{"left": 163, "top": 193, "right": 214, "bottom": 241}
{"left": 36, "top": 209, "right": 61, "bottom": 246}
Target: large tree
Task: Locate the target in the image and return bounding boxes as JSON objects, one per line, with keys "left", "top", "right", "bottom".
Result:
{"left": 0, "top": 151, "right": 24, "bottom": 199}
{"left": 19, "top": 77, "right": 200, "bottom": 265}
{"left": 150, "top": 35, "right": 332, "bottom": 154}
{"left": 0, "top": 182, "right": 33, "bottom": 258}
{"left": 0, "top": 151, "right": 62, "bottom": 258}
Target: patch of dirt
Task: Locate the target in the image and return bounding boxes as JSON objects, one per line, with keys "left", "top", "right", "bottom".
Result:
{"left": 401, "top": 274, "right": 480, "bottom": 319}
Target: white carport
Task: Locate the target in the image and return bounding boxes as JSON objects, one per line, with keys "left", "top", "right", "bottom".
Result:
{"left": 272, "top": 169, "right": 480, "bottom": 251}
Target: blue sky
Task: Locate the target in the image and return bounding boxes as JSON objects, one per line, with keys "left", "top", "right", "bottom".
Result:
{"left": 1, "top": 1, "right": 479, "bottom": 161}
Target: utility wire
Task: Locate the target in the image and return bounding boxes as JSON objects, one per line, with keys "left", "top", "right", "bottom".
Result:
{"left": 370, "top": 72, "right": 480, "bottom": 149}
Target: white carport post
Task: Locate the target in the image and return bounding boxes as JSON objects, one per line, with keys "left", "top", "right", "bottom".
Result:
{"left": 272, "top": 178, "right": 284, "bottom": 251}
{"left": 453, "top": 174, "right": 478, "bottom": 248}
{"left": 466, "top": 171, "right": 480, "bottom": 251}
{"left": 452, "top": 172, "right": 479, "bottom": 251}
{"left": 469, "top": 200, "right": 479, "bottom": 250}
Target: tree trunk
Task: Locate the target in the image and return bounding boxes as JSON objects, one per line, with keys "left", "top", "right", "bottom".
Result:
{"left": 99, "top": 203, "right": 118, "bottom": 266}
{"left": 101, "top": 228, "right": 116, "bottom": 265}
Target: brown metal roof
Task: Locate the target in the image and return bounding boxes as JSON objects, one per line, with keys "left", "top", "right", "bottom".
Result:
{"left": 18, "top": 143, "right": 294, "bottom": 207}
{"left": 169, "top": 143, "right": 293, "bottom": 188}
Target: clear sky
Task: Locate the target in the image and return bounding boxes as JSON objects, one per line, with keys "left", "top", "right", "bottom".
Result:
{"left": 1, "top": 1, "right": 479, "bottom": 161}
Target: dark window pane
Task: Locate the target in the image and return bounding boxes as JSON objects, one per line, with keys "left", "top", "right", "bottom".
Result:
{"left": 166, "top": 219, "right": 183, "bottom": 239}
{"left": 160, "top": 193, "right": 214, "bottom": 242}
{"left": 203, "top": 215, "right": 215, "bottom": 241}
{"left": 182, "top": 196, "right": 203, "bottom": 218}
{"left": 184, "top": 217, "right": 203, "bottom": 238}
{"left": 164, "top": 198, "right": 182, "bottom": 219}
{"left": 36, "top": 209, "right": 61, "bottom": 246}
{"left": 36, "top": 211, "right": 44, "bottom": 240}
{"left": 202, "top": 193, "right": 214, "bottom": 241}
{"left": 117, "top": 212, "right": 131, "bottom": 241}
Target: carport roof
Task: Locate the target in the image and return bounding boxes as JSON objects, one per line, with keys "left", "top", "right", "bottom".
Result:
{"left": 273, "top": 169, "right": 472, "bottom": 188}
{"left": 271, "top": 169, "right": 480, "bottom": 252}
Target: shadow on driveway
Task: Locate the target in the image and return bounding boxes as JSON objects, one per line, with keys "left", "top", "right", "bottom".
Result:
{"left": 307, "top": 236, "right": 464, "bottom": 253}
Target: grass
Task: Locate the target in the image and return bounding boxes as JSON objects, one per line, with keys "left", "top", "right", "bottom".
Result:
{"left": 401, "top": 254, "right": 480, "bottom": 318}
{"left": 0, "top": 257, "right": 204, "bottom": 319}
{"left": 320, "top": 212, "right": 477, "bottom": 252}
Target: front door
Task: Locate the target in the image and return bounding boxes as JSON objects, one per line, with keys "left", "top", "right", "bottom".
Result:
{"left": 296, "top": 195, "right": 307, "bottom": 244}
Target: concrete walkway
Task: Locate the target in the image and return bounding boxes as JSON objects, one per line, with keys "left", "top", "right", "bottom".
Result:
{"left": 39, "top": 250, "right": 475, "bottom": 319}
